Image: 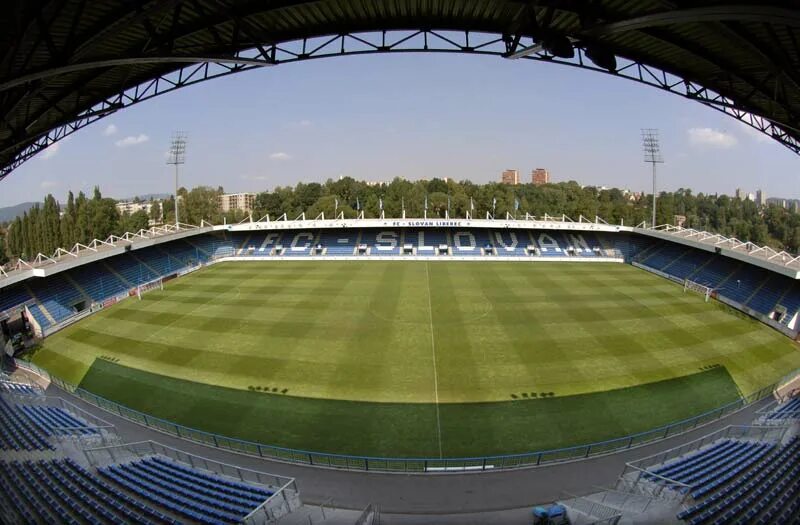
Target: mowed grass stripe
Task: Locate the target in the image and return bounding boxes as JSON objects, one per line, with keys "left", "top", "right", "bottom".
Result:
{"left": 37, "top": 261, "right": 800, "bottom": 407}
{"left": 76, "top": 359, "right": 742, "bottom": 457}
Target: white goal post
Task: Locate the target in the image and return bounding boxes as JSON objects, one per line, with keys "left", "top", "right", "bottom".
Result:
{"left": 684, "top": 278, "right": 712, "bottom": 302}
{"left": 137, "top": 276, "right": 164, "bottom": 299}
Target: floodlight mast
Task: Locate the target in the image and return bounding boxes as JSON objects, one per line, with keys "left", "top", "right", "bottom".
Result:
{"left": 167, "top": 132, "right": 187, "bottom": 228}
{"left": 641, "top": 129, "right": 664, "bottom": 228}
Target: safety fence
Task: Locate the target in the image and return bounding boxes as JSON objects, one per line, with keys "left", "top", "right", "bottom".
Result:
{"left": 13, "top": 358, "right": 778, "bottom": 473}
{"left": 82, "top": 440, "right": 301, "bottom": 524}
{"left": 618, "top": 424, "right": 791, "bottom": 504}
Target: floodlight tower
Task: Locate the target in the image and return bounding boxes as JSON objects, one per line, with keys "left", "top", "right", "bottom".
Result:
{"left": 167, "top": 132, "right": 187, "bottom": 228}
{"left": 641, "top": 129, "right": 664, "bottom": 228}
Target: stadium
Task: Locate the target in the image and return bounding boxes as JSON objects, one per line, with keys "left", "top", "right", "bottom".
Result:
{"left": 2, "top": 1, "right": 800, "bottom": 524}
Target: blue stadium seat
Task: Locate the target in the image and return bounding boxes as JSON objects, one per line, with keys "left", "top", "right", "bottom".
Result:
{"left": 100, "top": 455, "right": 272, "bottom": 525}
{"left": 765, "top": 397, "right": 800, "bottom": 421}
{"left": 0, "top": 397, "right": 54, "bottom": 451}
{"left": 453, "top": 229, "right": 491, "bottom": 256}
{"left": 317, "top": 231, "right": 356, "bottom": 256}
{"left": 360, "top": 229, "right": 401, "bottom": 256}
{"left": 491, "top": 230, "right": 529, "bottom": 256}
{"left": 676, "top": 437, "right": 800, "bottom": 524}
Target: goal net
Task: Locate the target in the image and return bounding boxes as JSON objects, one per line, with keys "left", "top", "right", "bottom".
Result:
{"left": 137, "top": 277, "right": 164, "bottom": 299}
{"left": 684, "top": 279, "right": 712, "bottom": 302}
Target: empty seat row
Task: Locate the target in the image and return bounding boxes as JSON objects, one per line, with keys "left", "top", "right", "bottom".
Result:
{"left": 677, "top": 438, "right": 800, "bottom": 525}
{"left": 20, "top": 404, "right": 98, "bottom": 435}
{"left": 0, "top": 381, "right": 40, "bottom": 396}
{"left": 636, "top": 239, "right": 800, "bottom": 323}
{"left": 765, "top": 397, "right": 800, "bottom": 421}
{"left": 0, "top": 397, "right": 53, "bottom": 451}
{"left": 99, "top": 455, "right": 272, "bottom": 525}
{"left": 0, "top": 458, "right": 178, "bottom": 525}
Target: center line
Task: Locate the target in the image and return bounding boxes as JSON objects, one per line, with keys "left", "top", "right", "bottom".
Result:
{"left": 425, "top": 262, "right": 444, "bottom": 459}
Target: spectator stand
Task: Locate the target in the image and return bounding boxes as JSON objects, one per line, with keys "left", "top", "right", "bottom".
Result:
{"left": 3, "top": 390, "right": 117, "bottom": 449}
{"left": 618, "top": 425, "right": 790, "bottom": 504}
{"left": 83, "top": 440, "right": 302, "bottom": 524}
{"left": 0, "top": 376, "right": 45, "bottom": 397}
{"left": 756, "top": 396, "right": 800, "bottom": 425}
{"left": 5, "top": 357, "right": 52, "bottom": 391}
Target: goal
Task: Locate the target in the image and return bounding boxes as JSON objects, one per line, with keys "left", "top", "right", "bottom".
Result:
{"left": 137, "top": 277, "right": 164, "bottom": 299}
{"left": 684, "top": 279, "right": 712, "bottom": 302}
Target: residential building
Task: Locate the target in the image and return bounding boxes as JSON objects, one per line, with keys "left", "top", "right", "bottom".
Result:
{"left": 531, "top": 168, "right": 550, "bottom": 185}
{"left": 218, "top": 192, "right": 256, "bottom": 213}
{"left": 501, "top": 169, "right": 519, "bottom": 185}
{"left": 756, "top": 189, "right": 767, "bottom": 207}
{"left": 116, "top": 201, "right": 153, "bottom": 215}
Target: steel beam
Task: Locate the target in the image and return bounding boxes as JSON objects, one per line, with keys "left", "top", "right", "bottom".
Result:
{"left": 2, "top": 28, "right": 799, "bottom": 181}
{"left": 0, "top": 55, "right": 275, "bottom": 93}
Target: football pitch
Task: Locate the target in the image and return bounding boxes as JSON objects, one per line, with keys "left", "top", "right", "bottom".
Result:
{"left": 34, "top": 261, "right": 800, "bottom": 457}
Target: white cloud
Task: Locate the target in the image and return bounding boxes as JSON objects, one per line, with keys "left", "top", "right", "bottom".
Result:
{"left": 40, "top": 142, "right": 60, "bottom": 160}
{"left": 40, "top": 180, "right": 59, "bottom": 190}
{"left": 687, "top": 127, "right": 738, "bottom": 149}
{"left": 115, "top": 134, "right": 149, "bottom": 147}
{"left": 103, "top": 124, "right": 118, "bottom": 136}
{"left": 290, "top": 119, "right": 313, "bottom": 128}
{"left": 269, "top": 152, "right": 291, "bottom": 161}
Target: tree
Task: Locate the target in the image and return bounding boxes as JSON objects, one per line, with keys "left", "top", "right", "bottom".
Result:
{"left": 4, "top": 181, "right": 800, "bottom": 260}
{"left": 120, "top": 210, "right": 150, "bottom": 233}
{"left": 182, "top": 186, "right": 222, "bottom": 224}
{"left": 0, "top": 230, "right": 7, "bottom": 265}
{"left": 86, "top": 187, "right": 119, "bottom": 240}
{"left": 75, "top": 191, "right": 90, "bottom": 244}
{"left": 149, "top": 201, "right": 162, "bottom": 224}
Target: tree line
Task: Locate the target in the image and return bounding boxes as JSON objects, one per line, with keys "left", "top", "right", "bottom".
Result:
{"left": 2, "top": 188, "right": 149, "bottom": 263}
{"left": 1, "top": 177, "right": 800, "bottom": 264}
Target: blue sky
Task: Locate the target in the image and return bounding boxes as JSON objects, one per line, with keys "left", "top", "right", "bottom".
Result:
{"left": 2, "top": 52, "right": 796, "bottom": 207}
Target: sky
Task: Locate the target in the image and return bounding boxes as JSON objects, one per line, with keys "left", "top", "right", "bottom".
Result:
{"left": 1, "top": 52, "right": 798, "bottom": 207}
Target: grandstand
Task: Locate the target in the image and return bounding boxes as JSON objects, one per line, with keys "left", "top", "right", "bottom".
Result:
{"left": 614, "top": 422, "right": 800, "bottom": 525}
{"left": 3, "top": 221, "right": 800, "bottom": 343}
{"left": 0, "top": 374, "right": 300, "bottom": 525}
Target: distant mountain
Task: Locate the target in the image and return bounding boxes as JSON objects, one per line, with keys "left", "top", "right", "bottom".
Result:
{"left": 0, "top": 202, "right": 37, "bottom": 223}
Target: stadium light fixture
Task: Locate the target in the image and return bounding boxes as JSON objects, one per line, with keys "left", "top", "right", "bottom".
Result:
{"left": 584, "top": 45, "right": 617, "bottom": 71}
{"left": 167, "top": 132, "right": 187, "bottom": 228}
{"left": 641, "top": 129, "right": 664, "bottom": 228}
{"left": 505, "top": 35, "right": 576, "bottom": 60}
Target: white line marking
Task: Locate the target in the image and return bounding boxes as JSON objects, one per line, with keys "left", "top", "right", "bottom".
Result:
{"left": 424, "top": 262, "right": 444, "bottom": 459}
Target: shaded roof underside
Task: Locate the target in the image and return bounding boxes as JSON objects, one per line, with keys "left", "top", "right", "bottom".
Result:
{"left": 3, "top": 0, "right": 800, "bottom": 180}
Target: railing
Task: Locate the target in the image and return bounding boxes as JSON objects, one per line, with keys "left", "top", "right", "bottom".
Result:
{"left": 618, "top": 424, "right": 791, "bottom": 504}
{"left": 623, "top": 424, "right": 788, "bottom": 475}
{"left": 558, "top": 493, "right": 622, "bottom": 525}
{"left": 0, "top": 299, "right": 35, "bottom": 322}
{"left": 11, "top": 359, "right": 52, "bottom": 384}
{"left": 29, "top": 359, "right": 776, "bottom": 473}
{"left": 354, "top": 503, "right": 380, "bottom": 525}
{"left": 82, "top": 440, "right": 300, "bottom": 524}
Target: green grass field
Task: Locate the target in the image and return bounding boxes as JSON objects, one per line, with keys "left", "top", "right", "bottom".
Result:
{"left": 34, "top": 261, "right": 800, "bottom": 457}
